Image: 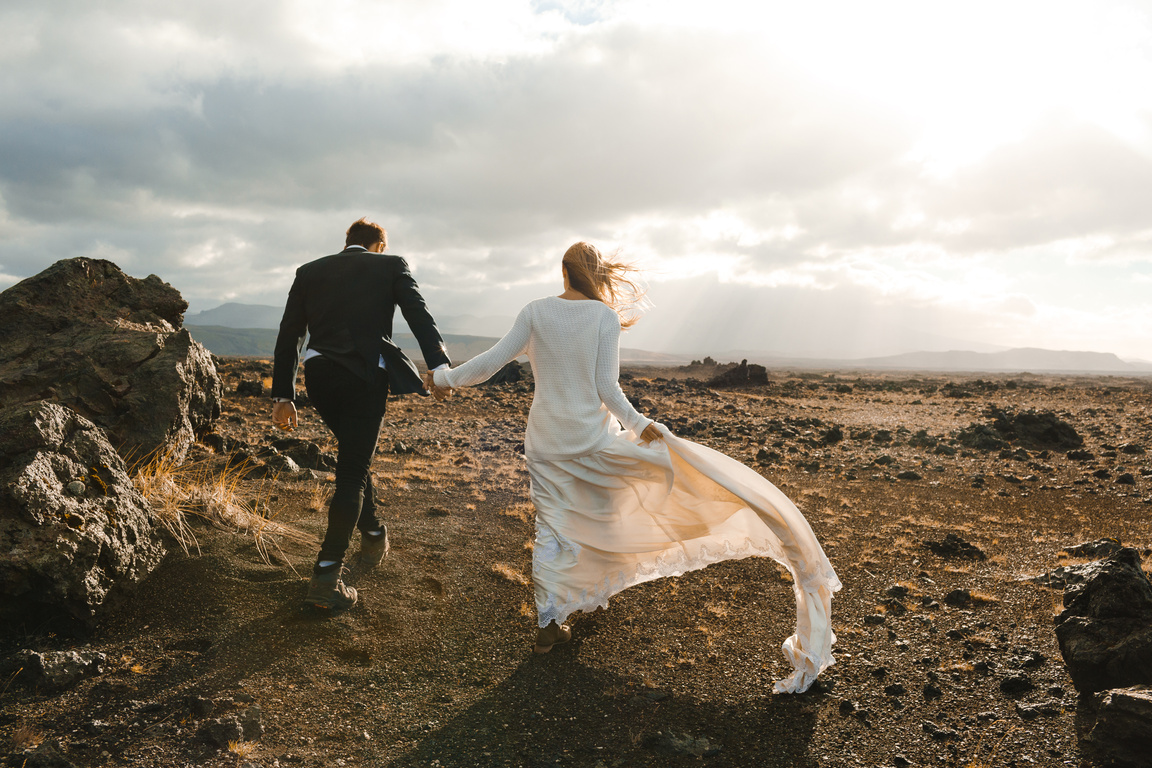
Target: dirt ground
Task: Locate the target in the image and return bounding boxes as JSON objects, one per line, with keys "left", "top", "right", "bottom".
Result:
{"left": 3, "top": 360, "right": 1151, "bottom": 768}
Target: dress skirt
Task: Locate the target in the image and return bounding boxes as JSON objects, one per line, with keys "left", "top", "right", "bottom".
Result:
{"left": 527, "top": 425, "right": 842, "bottom": 694}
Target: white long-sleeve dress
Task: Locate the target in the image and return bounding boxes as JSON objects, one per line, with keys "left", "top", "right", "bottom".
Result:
{"left": 434, "top": 296, "right": 840, "bottom": 693}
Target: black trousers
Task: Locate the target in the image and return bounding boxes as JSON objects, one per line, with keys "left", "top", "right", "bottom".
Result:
{"left": 304, "top": 356, "right": 388, "bottom": 565}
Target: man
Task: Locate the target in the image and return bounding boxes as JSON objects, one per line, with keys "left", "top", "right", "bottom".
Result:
{"left": 271, "top": 217, "right": 451, "bottom": 612}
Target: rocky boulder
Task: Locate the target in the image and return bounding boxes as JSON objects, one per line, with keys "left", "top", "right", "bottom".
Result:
{"left": 708, "top": 359, "right": 768, "bottom": 388}
{"left": 1088, "top": 686, "right": 1152, "bottom": 767}
{"left": 1054, "top": 547, "right": 1152, "bottom": 693}
{"left": 0, "top": 401, "right": 165, "bottom": 635}
{"left": 0, "top": 258, "right": 222, "bottom": 464}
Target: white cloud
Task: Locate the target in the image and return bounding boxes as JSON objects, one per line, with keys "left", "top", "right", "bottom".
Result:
{"left": 2, "top": 0, "right": 1152, "bottom": 360}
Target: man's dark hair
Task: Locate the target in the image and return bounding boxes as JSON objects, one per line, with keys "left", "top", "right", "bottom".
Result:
{"left": 346, "top": 217, "right": 387, "bottom": 248}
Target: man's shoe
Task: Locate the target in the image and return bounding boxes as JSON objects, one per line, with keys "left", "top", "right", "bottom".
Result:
{"left": 304, "top": 567, "right": 357, "bottom": 612}
{"left": 357, "top": 528, "right": 390, "bottom": 569}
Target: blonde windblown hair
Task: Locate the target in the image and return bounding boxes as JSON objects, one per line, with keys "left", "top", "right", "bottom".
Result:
{"left": 561, "top": 242, "right": 647, "bottom": 329}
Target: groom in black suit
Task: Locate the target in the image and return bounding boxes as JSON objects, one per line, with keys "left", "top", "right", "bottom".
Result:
{"left": 271, "top": 217, "right": 451, "bottom": 611}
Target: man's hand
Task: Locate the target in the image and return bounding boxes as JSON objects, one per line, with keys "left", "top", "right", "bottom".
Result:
{"left": 272, "top": 400, "right": 298, "bottom": 431}
{"left": 423, "top": 371, "right": 453, "bottom": 402}
{"left": 640, "top": 423, "right": 663, "bottom": 443}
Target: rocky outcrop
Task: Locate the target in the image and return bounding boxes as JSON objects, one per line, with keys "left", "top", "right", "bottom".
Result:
{"left": 1054, "top": 548, "right": 1152, "bottom": 694}
{"left": 708, "top": 359, "right": 768, "bottom": 388}
{"left": 0, "top": 258, "right": 222, "bottom": 464}
{"left": 483, "top": 360, "right": 523, "bottom": 386}
{"left": 1088, "top": 686, "right": 1152, "bottom": 767}
{"left": 0, "top": 401, "right": 165, "bottom": 634}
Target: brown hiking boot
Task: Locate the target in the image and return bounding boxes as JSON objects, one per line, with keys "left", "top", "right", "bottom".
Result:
{"left": 304, "top": 567, "right": 357, "bottom": 612}
{"left": 356, "top": 527, "right": 390, "bottom": 570}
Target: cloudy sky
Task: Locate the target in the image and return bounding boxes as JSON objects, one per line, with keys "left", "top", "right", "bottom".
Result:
{"left": 3, "top": 0, "right": 1152, "bottom": 360}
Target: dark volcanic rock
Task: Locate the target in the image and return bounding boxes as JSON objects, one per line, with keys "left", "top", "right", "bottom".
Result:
{"left": 707, "top": 359, "right": 768, "bottom": 388}
{"left": 987, "top": 407, "right": 1084, "bottom": 450}
{"left": 0, "top": 258, "right": 223, "bottom": 463}
{"left": 0, "top": 401, "right": 164, "bottom": 635}
{"left": 924, "top": 533, "right": 987, "bottom": 560}
{"left": 955, "top": 424, "right": 1009, "bottom": 451}
{"left": 1055, "top": 548, "right": 1152, "bottom": 694}
{"left": 1067, "top": 538, "right": 1125, "bottom": 559}
{"left": 482, "top": 360, "right": 523, "bottom": 385}
{"left": 1088, "top": 686, "right": 1152, "bottom": 768}
{"left": 14, "top": 649, "right": 107, "bottom": 690}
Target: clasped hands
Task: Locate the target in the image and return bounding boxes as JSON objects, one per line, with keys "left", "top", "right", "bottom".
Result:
{"left": 423, "top": 371, "right": 453, "bottom": 402}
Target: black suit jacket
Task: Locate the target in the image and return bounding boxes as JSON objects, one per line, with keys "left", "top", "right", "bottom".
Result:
{"left": 271, "top": 248, "right": 451, "bottom": 399}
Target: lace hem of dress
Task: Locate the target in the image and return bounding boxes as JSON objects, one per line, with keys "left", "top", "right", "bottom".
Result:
{"left": 535, "top": 533, "right": 839, "bottom": 627}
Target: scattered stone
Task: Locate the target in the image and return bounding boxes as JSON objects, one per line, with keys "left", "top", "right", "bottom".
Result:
{"left": 886, "top": 584, "right": 911, "bottom": 599}
{"left": 896, "top": 470, "right": 922, "bottom": 481}
{"left": 923, "top": 683, "right": 943, "bottom": 700}
{"left": 707, "top": 359, "right": 767, "bottom": 388}
{"left": 884, "top": 683, "right": 907, "bottom": 697}
{"left": 235, "top": 379, "right": 265, "bottom": 397}
{"left": 239, "top": 705, "right": 264, "bottom": 740}
{"left": 1119, "top": 443, "right": 1147, "bottom": 455}
{"left": 483, "top": 361, "right": 523, "bottom": 385}
{"left": 1067, "top": 449, "right": 1095, "bottom": 461}
{"left": 820, "top": 425, "right": 844, "bottom": 445}
{"left": 15, "top": 650, "right": 107, "bottom": 691}
{"left": 1088, "top": 685, "right": 1152, "bottom": 768}
{"left": 24, "top": 739, "right": 76, "bottom": 768}
{"left": 924, "top": 533, "right": 987, "bottom": 560}
{"left": 1117, "top": 473, "right": 1136, "bottom": 486}
{"left": 921, "top": 721, "right": 960, "bottom": 741}
{"left": 643, "top": 731, "right": 722, "bottom": 757}
{"left": 0, "top": 402, "right": 165, "bottom": 635}
{"left": 944, "top": 589, "right": 972, "bottom": 608}
{"left": 1010, "top": 650, "right": 1047, "bottom": 669}
{"left": 955, "top": 424, "right": 1009, "bottom": 451}
{"left": 1014, "top": 699, "right": 1061, "bottom": 720}
{"left": 271, "top": 437, "right": 337, "bottom": 472}
{"left": 1066, "top": 538, "right": 1125, "bottom": 559}
{"left": 883, "top": 599, "right": 908, "bottom": 616}
{"left": 198, "top": 716, "right": 245, "bottom": 749}
{"left": 863, "top": 614, "right": 886, "bottom": 626}
{"left": 987, "top": 407, "right": 1084, "bottom": 450}
{"left": 1055, "top": 547, "right": 1152, "bottom": 693}
{"left": 0, "top": 258, "right": 223, "bottom": 464}
{"left": 1000, "top": 673, "right": 1035, "bottom": 697}
{"left": 189, "top": 695, "right": 215, "bottom": 717}
{"left": 872, "top": 454, "right": 895, "bottom": 466}
{"left": 1092, "top": 468, "right": 1112, "bottom": 480}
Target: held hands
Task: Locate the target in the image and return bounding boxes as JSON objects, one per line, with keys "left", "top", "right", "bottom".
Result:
{"left": 272, "top": 401, "right": 298, "bottom": 431}
{"left": 423, "top": 371, "right": 453, "bottom": 402}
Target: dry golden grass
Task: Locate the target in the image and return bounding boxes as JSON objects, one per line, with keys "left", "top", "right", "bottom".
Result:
{"left": 491, "top": 563, "right": 531, "bottom": 586}
{"left": 134, "top": 450, "right": 314, "bottom": 568}
{"left": 518, "top": 602, "right": 533, "bottom": 617}
{"left": 228, "top": 739, "right": 256, "bottom": 758}
{"left": 12, "top": 724, "right": 43, "bottom": 750}
{"left": 500, "top": 502, "right": 534, "bottom": 524}
{"left": 969, "top": 590, "right": 1000, "bottom": 605}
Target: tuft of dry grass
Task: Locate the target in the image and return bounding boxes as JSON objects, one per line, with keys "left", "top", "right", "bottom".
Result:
{"left": 491, "top": 563, "right": 531, "bottom": 586}
{"left": 969, "top": 590, "right": 1000, "bottom": 605}
{"left": 134, "top": 450, "right": 314, "bottom": 569}
{"left": 13, "top": 724, "right": 44, "bottom": 750}
{"left": 500, "top": 502, "right": 534, "bottom": 524}
{"left": 228, "top": 739, "right": 256, "bottom": 758}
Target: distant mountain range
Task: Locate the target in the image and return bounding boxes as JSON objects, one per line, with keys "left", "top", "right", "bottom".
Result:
{"left": 184, "top": 325, "right": 681, "bottom": 365}
{"left": 185, "top": 303, "right": 1152, "bottom": 374}
{"left": 185, "top": 303, "right": 518, "bottom": 338}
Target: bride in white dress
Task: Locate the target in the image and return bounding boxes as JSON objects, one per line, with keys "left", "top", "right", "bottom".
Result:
{"left": 428, "top": 242, "right": 840, "bottom": 693}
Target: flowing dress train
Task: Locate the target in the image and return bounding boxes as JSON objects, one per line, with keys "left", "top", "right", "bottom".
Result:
{"left": 434, "top": 296, "right": 841, "bottom": 693}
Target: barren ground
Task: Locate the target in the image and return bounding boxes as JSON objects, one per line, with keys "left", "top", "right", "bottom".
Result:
{"left": 4, "top": 361, "right": 1152, "bottom": 768}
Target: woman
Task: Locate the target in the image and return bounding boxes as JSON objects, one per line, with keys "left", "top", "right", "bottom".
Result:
{"left": 429, "top": 243, "right": 840, "bottom": 693}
